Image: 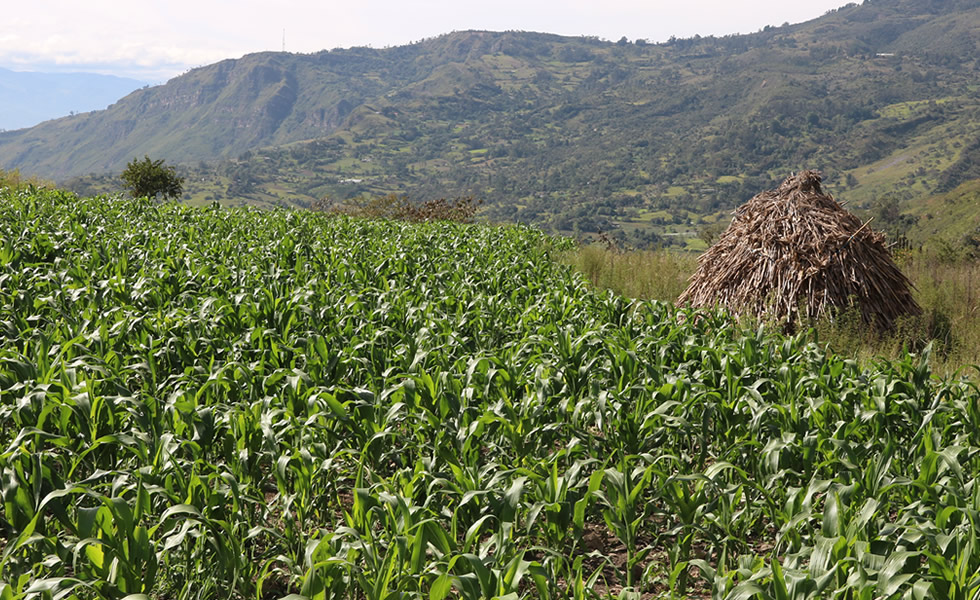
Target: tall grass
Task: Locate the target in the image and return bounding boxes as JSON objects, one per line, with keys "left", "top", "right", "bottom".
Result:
{"left": 567, "top": 243, "right": 980, "bottom": 373}
{"left": 816, "top": 250, "right": 980, "bottom": 372}
{"left": 564, "top": 244, "right": 697, "bottom": 303}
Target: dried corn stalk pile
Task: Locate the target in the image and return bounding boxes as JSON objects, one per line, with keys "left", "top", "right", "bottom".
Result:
{"left": 678, "top": 170, "right": 920, "bottom": 330}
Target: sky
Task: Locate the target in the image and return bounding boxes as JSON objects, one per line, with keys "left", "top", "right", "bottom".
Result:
{"left": 2, "top": 0, "right": 853, "bottom": 83}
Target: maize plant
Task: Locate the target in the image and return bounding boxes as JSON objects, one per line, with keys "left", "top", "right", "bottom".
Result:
{"left": 2, "top": 187, "right": 980, "bottom": 599}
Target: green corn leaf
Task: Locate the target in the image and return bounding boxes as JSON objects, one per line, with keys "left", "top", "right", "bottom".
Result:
{"left": 430, "top": 574, "right": 452, "bottom": 600}
{"left": 877, "top": 551, "right": 920, "bottom": 597}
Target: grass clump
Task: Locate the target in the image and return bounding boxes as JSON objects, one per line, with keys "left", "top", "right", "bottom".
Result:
{"left": 807, "top": 249, "right": 980, "bottom": 371}
{"left": 565, "top": 242, "right": 697, "bottom": 303}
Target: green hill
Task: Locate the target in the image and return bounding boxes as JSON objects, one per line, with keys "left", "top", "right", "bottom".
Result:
{"left": 1, "top": 0, "right": 978, "bottom": 245}
{"left": 904, "top": 179, "right": 980, "bottom": 248}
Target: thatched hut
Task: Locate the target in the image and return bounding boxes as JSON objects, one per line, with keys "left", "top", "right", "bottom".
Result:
{"left": 678, "top": 170, "right": 920, "bottom": 330}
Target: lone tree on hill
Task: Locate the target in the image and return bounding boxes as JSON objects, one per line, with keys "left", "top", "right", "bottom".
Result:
{"left": 121, "top": 155, "right": 184, "bottom": 200}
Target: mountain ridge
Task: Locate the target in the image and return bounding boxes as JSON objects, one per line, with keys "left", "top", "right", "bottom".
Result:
{"left": 2, "top": 0, "right": 978, "bottom": 246}
{"left": 0, "top": 68, "right": 148, "bottom": 132}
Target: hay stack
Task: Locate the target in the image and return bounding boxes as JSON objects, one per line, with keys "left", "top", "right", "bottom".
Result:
{"left": 677, "top": 170, "right": 920, "bottom": 330}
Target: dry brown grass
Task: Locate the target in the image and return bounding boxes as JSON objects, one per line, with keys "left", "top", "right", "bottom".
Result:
{"left": 567, "top": 240, "right": 980, "bottom": 376}
{"left": 813, "top": 250, "right": 980, "bottom": 373}
{"left": 565, "top": 243, "right": 697, "bottom": 303}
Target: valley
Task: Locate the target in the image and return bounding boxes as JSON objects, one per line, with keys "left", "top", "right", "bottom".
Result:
{"left": 0, "top": 0, "right": 975, "bottom": 250}
{"left": 4, "top": 1, "right": 980, "bottom": 597}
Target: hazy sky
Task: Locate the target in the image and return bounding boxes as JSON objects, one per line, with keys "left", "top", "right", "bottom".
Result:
{"left": 3, "top": 0, "right": 852, "bottom": 82}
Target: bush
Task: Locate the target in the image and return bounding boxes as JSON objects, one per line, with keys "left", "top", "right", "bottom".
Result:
{"left": 0, "top": 167, "right": 52, "bottom": 191}
{"left": 312, "top": 193, "right": 483, "bottom": 223}
{"left": 120, "top": 156, "right": 184, "bottom": 200}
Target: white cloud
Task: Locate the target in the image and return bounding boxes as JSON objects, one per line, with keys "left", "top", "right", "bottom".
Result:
{"left": 1, "top": 0, "right": 851, "bottom": 80}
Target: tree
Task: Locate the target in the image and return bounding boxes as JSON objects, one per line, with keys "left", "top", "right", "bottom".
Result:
{"left": 120, "top": 155, "right": 184, "bottom": 200}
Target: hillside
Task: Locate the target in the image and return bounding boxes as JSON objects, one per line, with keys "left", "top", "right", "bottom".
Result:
{"left": 1, "top": 0, "right": 978, "bottom": 246}
{"left": 904, "top": 179, "right": 980, "bottom": 249}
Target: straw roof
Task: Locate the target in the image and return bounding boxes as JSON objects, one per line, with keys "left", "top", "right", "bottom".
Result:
{"left": 678, "top": 170, "right": 920, "bottom": 330}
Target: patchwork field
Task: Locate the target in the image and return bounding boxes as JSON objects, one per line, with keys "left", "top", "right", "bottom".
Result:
{"left": 2, "top": 189, "right": 980, "bottom": 599}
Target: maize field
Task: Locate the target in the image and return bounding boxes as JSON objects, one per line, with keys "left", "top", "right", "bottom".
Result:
{"left": 2, "top": 187, "right": 980, "bottom": 599}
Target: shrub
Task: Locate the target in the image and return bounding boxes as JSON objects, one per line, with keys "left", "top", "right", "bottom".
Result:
{"left": 0, "top": 167, "right": 52, "bottom": 191}
{"left": 120, "top": 155, "right": 184, "bottom": 200}
{"left": 312, "top": 193, "right": 483, "bottom": 223}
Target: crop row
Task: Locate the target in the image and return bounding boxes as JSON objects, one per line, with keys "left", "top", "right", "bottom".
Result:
{"left": 2, "top": 188, "right": 980, "bottom": 599}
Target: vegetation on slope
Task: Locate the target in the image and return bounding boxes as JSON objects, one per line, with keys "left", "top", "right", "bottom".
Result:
{"left": 902, "top": 179, "right": 980, "bottom": 251}
{"left": 3, "top": 188, "right": 980, "bottom": 598}
{"left": 2, "top": 0, "right": 977, "bottom": 246}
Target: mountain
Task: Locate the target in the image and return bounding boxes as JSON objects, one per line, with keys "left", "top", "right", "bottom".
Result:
{"left": 1, "top": 0, "right": 978, "bottom": 247}
{"left": 0, "top": 68, "right": 148, "bottom": 131}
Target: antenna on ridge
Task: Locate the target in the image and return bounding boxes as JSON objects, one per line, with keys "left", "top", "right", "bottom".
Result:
{"left": 282, "top": 29, "right": 286, "bottom": 53}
